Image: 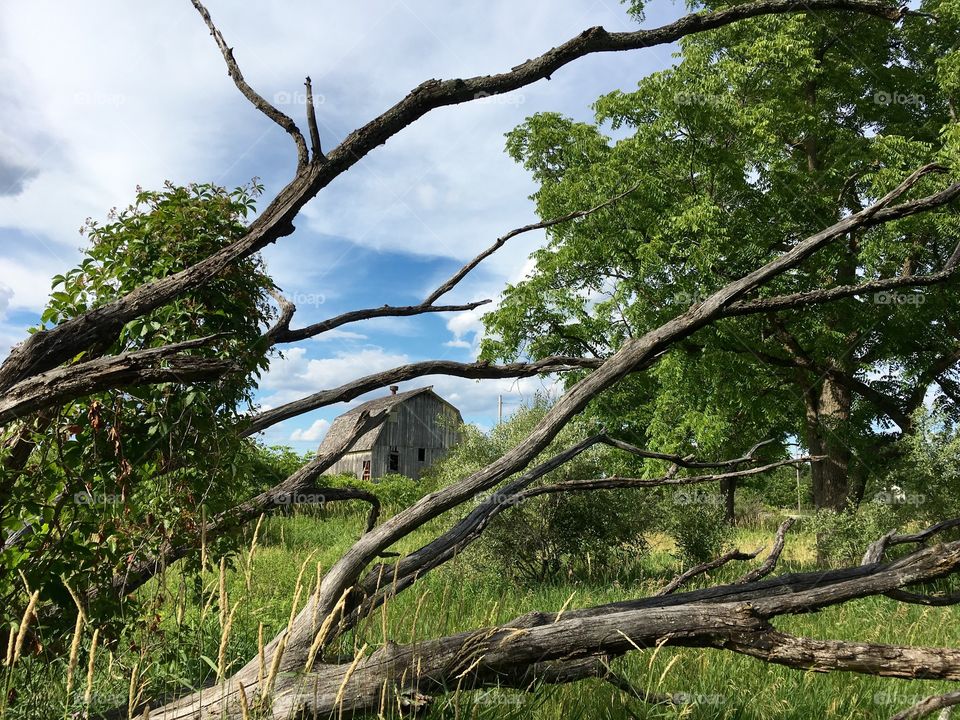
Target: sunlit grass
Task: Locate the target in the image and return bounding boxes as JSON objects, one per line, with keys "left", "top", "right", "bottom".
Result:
{"left": 9, "top": 507, "right": 960, "bottom": 719}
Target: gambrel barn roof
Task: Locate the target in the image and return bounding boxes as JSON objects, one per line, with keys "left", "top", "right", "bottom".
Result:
{"left": 317, "top": 386, "right": 459, "bottom": 454}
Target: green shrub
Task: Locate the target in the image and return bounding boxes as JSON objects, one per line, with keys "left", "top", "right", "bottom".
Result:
{"left": 667, "top": 490, "right": 732, "bottom": 566}
{"left": 321, "top": 472, "right": 425, "bottom": 517}
{"left": 879, "top": 409, "right": 960, "bottom": 524}
{"left": 425, "top": 396, "right": 654, "bottom": 584}
{"left": 810, "top": 502, "right": 900, "bottom": 566}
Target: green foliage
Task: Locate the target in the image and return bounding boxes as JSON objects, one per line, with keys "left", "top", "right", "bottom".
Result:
{"left": 480, "top": 0, "right": 960, "bottom": 512}
{"left": 2, "top": 181, "right": 275, "bottom": 638}
{"left": 879, "top": 409, "right": 960, "bottom": 522}
{"left": 810, "top": 503, "right": 900, "bottom": 567}
{"left": 667, "top": 492, "right": 732, "bottom": 566}
{"left": 425, "top": 397, "right": 654, "bottom": 584}
{"left": 324, "top": 472, "right": 427, "bottom": 516}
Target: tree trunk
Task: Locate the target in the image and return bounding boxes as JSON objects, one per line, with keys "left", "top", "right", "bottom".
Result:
{"left": 721, "top": 477, "right": 737, "bottom": 524}
{"left": 804, "top": 376, "right": 852, "bottom": 512}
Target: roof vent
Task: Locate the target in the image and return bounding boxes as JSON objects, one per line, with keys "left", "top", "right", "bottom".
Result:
{"left": 389, "top": 385, "right": 399, "bottom": 395}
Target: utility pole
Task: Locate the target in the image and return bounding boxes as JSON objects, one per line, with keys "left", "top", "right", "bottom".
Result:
{"left": 498, "top": 394, "right": 503, "bottom": 425}
{"left": 796, "top": 464, "right": 802, "bottom": 514}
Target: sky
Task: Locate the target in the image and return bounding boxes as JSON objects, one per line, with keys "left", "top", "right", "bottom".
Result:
{"left": 0, "top": 0, "right": 683, "bottom": 453}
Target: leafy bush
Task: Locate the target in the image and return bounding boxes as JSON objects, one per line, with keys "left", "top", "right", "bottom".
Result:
{"left": 879, "top": 409, "right": 960, "bottom": 523}
{"left": 810, "top": 502, "right": 900, "bottom": 566}
{"left": 328, "top": 473, "right": 425, "bottom": 514}
{"left": 424, "top": 396, "right": 654, "bottom": 584}
{"left": 4, "top": 181, "right": 274, "bottom": 639}
{"left": 667, "top": 491, "right": 732, "bottom": 566}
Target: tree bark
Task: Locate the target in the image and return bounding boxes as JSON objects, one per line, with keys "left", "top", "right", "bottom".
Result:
{"left": 804, "top": 375, "right": 853, "bottom": 511}
{"left": 721, "top": 476, "right": 737, "bottom": 524}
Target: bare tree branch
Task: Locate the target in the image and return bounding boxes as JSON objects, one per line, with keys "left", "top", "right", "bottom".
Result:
{"left": 724, "top": 264, "right": 960, "bottom": 317}
{"left": 269, "top": 182, "right": 642, "bottom": 344}
{"left": 891, "top": 690, "right": 960, "bottom": 720}
{"left": 269, "top": 300, "right": 492, "bottom": 344}
{"left": 0, "top": 337, "right": 234, "bottom": 425}
{"left": 304, "top": 76, "right": 324, "bottom": 161}
{"left": 601, "top": 436, "right": 778, "bottom": 469}
{"left": 513, "top": 457, "right": 821, "bottom": 499}
{"left": 656, "top": 547, "right": 764, "bottom": 596}
{"left": 240, "top": 356, "right": 603, "bottom": 436}
{"left": 422, "top": 181, "right": 642, "bottom": 306}
{"left": 737, "top": 517, "right": 796, "bottom": 584}
{"left": 190, "top": 0, "right": 310, "bottom": 167}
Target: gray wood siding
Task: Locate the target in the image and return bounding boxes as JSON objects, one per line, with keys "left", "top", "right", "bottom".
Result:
{"left": 374, "top": 394, "right": 461, "bottom": 480}
{"left": 325, "top": 450, "right": 372, "bottom": 479}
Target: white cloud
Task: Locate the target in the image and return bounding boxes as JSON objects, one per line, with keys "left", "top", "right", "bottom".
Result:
{"left": 310, "top": 329, "right": 368, "bottom": 343}
{"left": 0, "top": 255, "right": 69, "bottom": 314}
{"left": 0, "top": 283, "right": 12, "bottom": 319}
{"left": 260, "top": 346, "right": 410, "bottom": 406}
{"left": 444, "top": 301, "right": 494, "bottom": 356}
{"left": 290, "top": 418, "right": 330, "bottom": 442}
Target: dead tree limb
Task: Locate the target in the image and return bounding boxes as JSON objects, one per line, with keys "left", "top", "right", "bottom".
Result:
{"left": 267, "top": 182, "right": 641, "bottom": 345}
{"left": 241, "top": 356, "right": 603, "bottom": 436}
{"left": 656, "top": 547, "right": 764, "bottom": 596}
{"left": 737, "top": 517, "right": 796, "bottom": 584}
{"left": 891, "top": 691, "right": 960, "bottom": 720}
{"left": 141, "top": 534, "right": 960, "bottom": 719}
{"left": 189, "top": 0, "right": 310, "bottom": 167}
{"left": 0, "top": 337, "right": 234, "bottom": 425}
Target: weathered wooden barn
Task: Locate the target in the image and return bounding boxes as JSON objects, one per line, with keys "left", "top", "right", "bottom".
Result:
{"left": 318, "top": 386, "right": 462, "bottom": 480}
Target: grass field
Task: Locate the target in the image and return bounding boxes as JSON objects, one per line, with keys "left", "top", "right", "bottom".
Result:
{"left": 10, "top": 506, "right": 960, "bottom": 719}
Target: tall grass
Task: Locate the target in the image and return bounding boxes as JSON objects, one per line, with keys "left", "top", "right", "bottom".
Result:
{"left": 7, "top": 509, "right": 959, "bottom": 719}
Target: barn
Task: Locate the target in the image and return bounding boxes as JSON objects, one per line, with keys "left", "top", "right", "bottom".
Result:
{"left": 318, "top": 385, "right": 463, "bottom": 480}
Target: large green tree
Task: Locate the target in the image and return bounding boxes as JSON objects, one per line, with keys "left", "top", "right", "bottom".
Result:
{"left": 482, "top": 0, "right": 960, "bottom": 512}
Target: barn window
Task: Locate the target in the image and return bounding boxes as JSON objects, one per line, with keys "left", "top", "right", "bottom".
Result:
{"left": 361, "top": 460, "right": 371, "bottom": 480}
{"left": 388, "top": 452, "right": 399, "bottom": 472}
{"left": 417, "top": 448, "right": 425, "bottom": 462}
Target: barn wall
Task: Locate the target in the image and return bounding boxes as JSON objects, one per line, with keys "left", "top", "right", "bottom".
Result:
{"left": 373, "top": 394, "right": 461, "bottom": 480}
{"left": 325, "top": 450, "right": 373, "bottom": 479}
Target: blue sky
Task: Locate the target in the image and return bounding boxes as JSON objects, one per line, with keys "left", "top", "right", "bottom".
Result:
{"left": 0, "top": 0, "right": 682, "bottom": 452}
